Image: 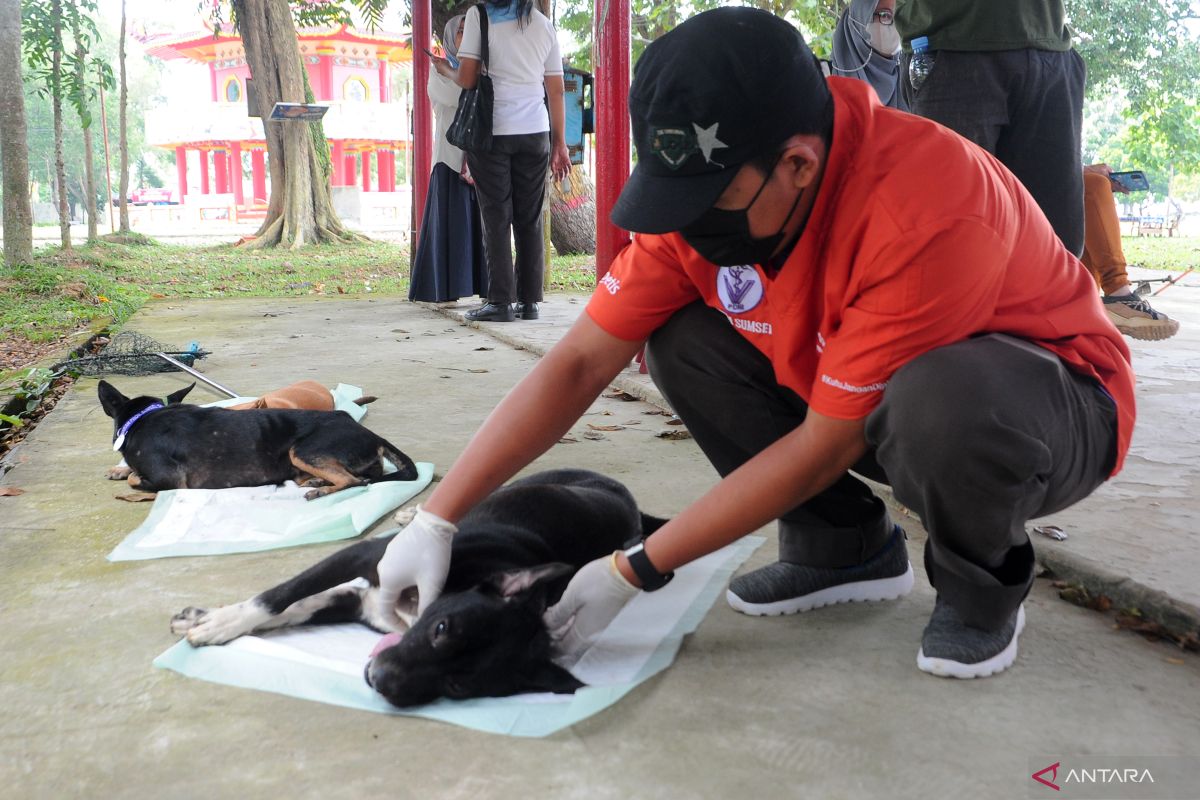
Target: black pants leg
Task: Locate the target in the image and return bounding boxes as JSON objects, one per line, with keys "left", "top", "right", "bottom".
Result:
{"left": 646, "top": 303, "right": 1117, "bottom": 630}
{"left": 466, "top": 133, "right": 550, "bottom": 305}
{"left": 903, "top": 49, "right": 1086, "bottom": 257}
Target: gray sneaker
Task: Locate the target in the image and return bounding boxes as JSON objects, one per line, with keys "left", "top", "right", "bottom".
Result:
{"left": 1103, "top": 294, "right": 1180, "bottom": 341}
{"left": 726, "top": 525, "right": 914, "bottom": 616}
{"left": 917, "top": 596, "right": 1026, "bottom": 679}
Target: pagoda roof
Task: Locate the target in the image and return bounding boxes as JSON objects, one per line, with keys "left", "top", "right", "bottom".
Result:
{"left": 142, "top": 23, "right": 412, "bottom": 64}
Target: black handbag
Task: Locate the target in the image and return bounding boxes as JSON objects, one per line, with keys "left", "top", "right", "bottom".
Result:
{"left": 445, "top": 4, "right": 494, "bottom": 152}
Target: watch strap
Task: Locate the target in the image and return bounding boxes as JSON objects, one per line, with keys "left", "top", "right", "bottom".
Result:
{"left": 624, "top": 541, "right": 674, "bottom": 592}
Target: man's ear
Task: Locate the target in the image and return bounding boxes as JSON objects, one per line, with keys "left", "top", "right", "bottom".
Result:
{"left": 97, "top": 381, "right": 128, "bottom": 419}
{"left": 165, "top": 383, "right": 195, "bottom": 405}
{"left": 519, "top": 659, "right": 585, "bottom": 695}
{"left": 780, "top": 136, "right": 825, "bottom": 190}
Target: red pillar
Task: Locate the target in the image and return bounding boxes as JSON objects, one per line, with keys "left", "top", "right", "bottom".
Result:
{"left": 175, "top": 146, "right": 188, "bottom": 201}
{"left": 230, "top": 142, "right": 244, "bottom": 206}
{"left": 361, "top": 151, "right": 373, "bottom": 192}
{"left": 594, "top": 0, "right": 632, "bottom": 279}
{"left": 251, "top": 149, "right": 267, "bottom": 203}
{"left": 332, "top": 140, "right": 345, "bottom": 186}
{"left": 378, "top": 60, "right": 390, "bottom": 103}
{"left": 412, "top": 0, "right": 433, "bottom": 247}
{"left": 199, "top": 150, "right": 211, "bottom": 195}
{"left": 384, "top": 150, "right": 397, "bottom": 192}
{"left": 214, "top": 150, "right": 229, "bottom": 194}
{"left": 209, "top": 64, "right": 218, "bottom": 102}
{"left": 345, "top": 153, "right": 358, "bottom": 185}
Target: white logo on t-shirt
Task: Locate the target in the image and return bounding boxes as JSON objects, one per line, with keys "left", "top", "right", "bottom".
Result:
{"left": 716, "top": 266, "right": 763, "bottom": 313}
{"left": 600, "top": 273, "right": 621, "bottom": 295}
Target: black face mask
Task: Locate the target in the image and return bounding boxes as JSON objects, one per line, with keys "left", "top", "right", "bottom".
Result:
{"left": 680, "top": 156, "right": 804, "bottom": 266}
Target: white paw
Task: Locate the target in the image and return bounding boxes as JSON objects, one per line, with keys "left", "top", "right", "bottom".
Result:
{"left": 170, "top": 606, "right": 206, "bottom": 635}
{"left": 392, "top": 505, "right": 418, "bottom": 525}
{"left": 182, "top": 601, "right": 272, "bottom": 646}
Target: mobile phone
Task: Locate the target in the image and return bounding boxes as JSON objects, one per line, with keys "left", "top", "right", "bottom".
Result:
{"left": 423, "top": 47, "right": 438, "bottom": 58}
{"left": 1109, "top": 170, "right": 1149, "bottom": 192}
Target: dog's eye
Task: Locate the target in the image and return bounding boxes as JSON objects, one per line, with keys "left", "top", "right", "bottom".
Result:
{"left": 430, "top": 618, "right": 451, "bottom": 646}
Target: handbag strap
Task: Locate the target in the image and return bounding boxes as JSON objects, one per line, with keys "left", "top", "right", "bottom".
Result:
{"left": 475, "top": 3, "right": 490, "bottom": 73}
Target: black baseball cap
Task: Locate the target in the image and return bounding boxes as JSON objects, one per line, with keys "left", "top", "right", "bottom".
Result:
{"left": 611, "top": 7, "right": 831, "bottom": 234}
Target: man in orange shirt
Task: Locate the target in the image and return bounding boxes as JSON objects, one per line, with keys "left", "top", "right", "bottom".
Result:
{"left": 376, "top": 8, "right": 1133, "bottom": 679}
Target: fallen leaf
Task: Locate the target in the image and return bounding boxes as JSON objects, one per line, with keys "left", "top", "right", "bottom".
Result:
{"left": 583, "top": 431, "right": 606, "bottom": 440}
{"left": 665, "top": 417, "right": 684, "bottom": 426}
{"left": 115, "top": 492, "right": 157, "bottom": 503}
{"left": 656, "top": 429, "right": 692, "bottom": 440}
{"left": 1166, "top": 657, "right": 1185, "bottom": 665}
{"left": 474, "top": 346, "right": 493, "bottom": 351}
{"left": 606, "top": 390, "right": 639, "bottom": 401}
{"left": 558, "top": 435, "right": 578, "bottom": 444}
{"left": 468, "top": 368, "right": 489, "bottom": 373}
{"left": 587, "top": 423, "right": 625, "bottom": 432}
{"left": 0, "top": 487, "right": 25, "bottom": 496}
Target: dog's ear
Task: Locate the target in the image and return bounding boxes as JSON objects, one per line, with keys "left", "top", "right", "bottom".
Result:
{"left": 519, "top": 660, "right": 585, "bottom": 695}
{"left": 485, "top": 563, "right": 575, "bottom": 600}
{"left": 97, "top": 381, "right": 128, "bottom": 419}
{"left": 165, "top": 383, "right": 196, "bottom": 405}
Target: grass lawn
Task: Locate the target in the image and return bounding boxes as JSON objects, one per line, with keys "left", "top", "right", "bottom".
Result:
{"left": 0, "top": 237, "right": 600, "bottom": 353}
{"left": 1122, "top": 234, "right": 1200, "bottom": 273}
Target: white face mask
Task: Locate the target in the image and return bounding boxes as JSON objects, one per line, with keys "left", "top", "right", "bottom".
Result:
{"left": 869, "top": 20, "right": 901, "bottom": 56}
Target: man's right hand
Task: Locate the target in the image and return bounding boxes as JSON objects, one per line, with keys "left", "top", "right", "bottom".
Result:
{"left": 374, "top": 507, "right": 457, "bottom": 627}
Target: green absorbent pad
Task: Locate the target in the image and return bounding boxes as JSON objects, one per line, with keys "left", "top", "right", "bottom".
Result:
{"left": 154, "top": 536, "right": 764, "bottom": 737}
{"left": 107, "top": 385, "right": 433, "bottom": 561}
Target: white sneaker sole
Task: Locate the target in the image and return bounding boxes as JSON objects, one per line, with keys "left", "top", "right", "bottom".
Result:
{"left": 726, "top": 563, "right": 915, "bottom": 617}
{"left": 916, "top": 604, "right": 1026, "bottom": 679}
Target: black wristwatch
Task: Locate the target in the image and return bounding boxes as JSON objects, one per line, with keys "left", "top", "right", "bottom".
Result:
{"left": 623, "top": 541, "right": 674, "bottom": 592}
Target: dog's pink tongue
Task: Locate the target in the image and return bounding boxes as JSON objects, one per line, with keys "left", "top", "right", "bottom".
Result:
{"left": 369, "top": 631, "right": 404, "bottom": 658}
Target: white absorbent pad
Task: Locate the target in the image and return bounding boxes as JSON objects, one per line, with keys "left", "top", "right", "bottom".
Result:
{"left": 107, "top": 384, "right": 432, "bottom": 560}
{"left": 153, "top": 536, "right": 764, "bottom": 737}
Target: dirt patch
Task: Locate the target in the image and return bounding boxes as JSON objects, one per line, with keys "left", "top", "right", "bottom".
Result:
{"left": 0, "top": 373, "right": 76, "bottom": 465}
{"left": 0, "top": 331, "right": 87, "bottom": 373}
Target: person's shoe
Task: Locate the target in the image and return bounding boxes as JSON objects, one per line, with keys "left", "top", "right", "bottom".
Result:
{"left": 1103, "top": 294, "right": 1180, "bottom": 341}
{"left": 726, "top": 525, "right": 914, "bottom": 616}
{"left": 515, "top": 302, "right": 539, "bottom": 320}
{"left": 917, "top": 596, "right": 1025, "bottom": 679}
{"left": 465, "top": 302, "right": 515, "bottom": 322}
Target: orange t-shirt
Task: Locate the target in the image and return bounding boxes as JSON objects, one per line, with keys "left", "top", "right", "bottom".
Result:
{"left": 587, "top": 78, "right": 1135, "bottom": 474}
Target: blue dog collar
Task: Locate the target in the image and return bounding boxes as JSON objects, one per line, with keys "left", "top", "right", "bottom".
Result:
{"left": 113, "top": 402, "right": 164, "bottom": 452}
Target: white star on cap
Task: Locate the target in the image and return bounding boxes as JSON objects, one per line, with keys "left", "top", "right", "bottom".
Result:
{"left": 692, "top": 122, "right": 728, "bottom": 165}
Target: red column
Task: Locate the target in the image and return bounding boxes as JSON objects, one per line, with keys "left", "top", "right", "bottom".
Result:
{"left": 594, "top": 0, "right": 632, "bottom": 279}
{"left": 214, "top": 150, "right": 229, "bottom": 194}
{"left": 378, "top": 60, "right": 390, "bottom": 103}
{"left": 384, "top": 150, "right": 397, "bottom": 192}
{"left": 230, "top": 142, "right": 244, "bottom": 206}
{"left": 361, "top": 151, "right": 373, "bottom": 192}
{"left": 412, "top": 0, "right": 433, "bottom": 247}
{"left": 199, "top": 150, "right": 211, "bottom": 195}
{"left": 251, "top": 149, "right": 267, "bottom": 203}
{"left": 209, "top": 64, "right": 218, "bottom": 102}
{"left": 332, "top": 140, "right": 345, "bottom": 186}
{"left": 175, "top": 146, "right": 188, "bottom": 201}
{"left": 345, "top": 153, "right": 358, "bottom": 185}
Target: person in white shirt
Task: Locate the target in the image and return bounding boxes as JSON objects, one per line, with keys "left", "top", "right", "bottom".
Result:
{"left": 409, "top": 14, "right": 489, "bottom": 305}
{"left": 432, "top": 0, "right": 571, "bottom": 322}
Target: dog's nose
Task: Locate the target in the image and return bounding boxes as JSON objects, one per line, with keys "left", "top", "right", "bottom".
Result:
{"left": 363, "top": 659, "right": 375, "bottom": 688}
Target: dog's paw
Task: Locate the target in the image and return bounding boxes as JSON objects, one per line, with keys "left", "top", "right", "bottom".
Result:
{"left": 181, "top": 601, "right": 272, "bottom": 646}
{"left": 170, "top": 606, "right": 208, "bottom": 636}
{"left": 299, "top": 477, "right": 330, "bottom": 488}
{"left": 392, "top": 505, "right": 418, "bottom": 526}
{"left": 106, "top": 464, "right": 133, "bottom": 481}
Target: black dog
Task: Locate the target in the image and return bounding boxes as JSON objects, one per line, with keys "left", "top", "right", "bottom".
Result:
{"left": 98, "top": 380, "right": 418, "bottom": 499}
{"left": 170, "top": 469, "right": 666, "bottom": 707}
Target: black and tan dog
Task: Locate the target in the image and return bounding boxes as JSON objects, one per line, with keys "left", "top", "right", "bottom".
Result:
{"left": 170, "top": 469, "right": 666, "bottom": 707}
{"left": 98, "top": 380, "right": 418, "bottom": 499}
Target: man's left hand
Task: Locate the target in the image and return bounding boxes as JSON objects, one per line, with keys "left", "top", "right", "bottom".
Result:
{"left": 543, "top": 553, "right": 639, "bottom": 659}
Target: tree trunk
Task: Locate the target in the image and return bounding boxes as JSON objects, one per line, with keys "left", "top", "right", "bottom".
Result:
{"left": 0, "top": 0, "right": 33, "bottom": 267}
{"left": 117, "top": 0, "right": 130, "bottom": 232}
{"left": 549, "top": 167, "right": 596, "bottom": 255}
{"left": 51, "top": 0, "right": 71, "bottom": 249}
{"left": 73, "top": 30, "right": 97, "bottom": 242}
{"left": 233, "top": 0, "right": 361, "bottom": 249}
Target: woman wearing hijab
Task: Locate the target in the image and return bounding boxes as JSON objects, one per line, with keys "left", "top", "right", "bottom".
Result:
{"left": 831, "top": 0, "right": 907, "bottom": 111}
{"left": 408, "top": 14, "right": 489, "bottom": 304}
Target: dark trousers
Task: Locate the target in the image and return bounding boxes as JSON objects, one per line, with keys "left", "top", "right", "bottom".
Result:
{"left": 466, "top": 133, "right": 550, "bottom": 305}
{"left": 902, "top": 48, "right": 1087, "bottom": 257}
{"left": 645, "top": 304, "right": 1117, "bottom": 630}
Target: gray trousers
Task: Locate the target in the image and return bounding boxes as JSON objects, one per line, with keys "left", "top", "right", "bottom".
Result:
{"left": 645, "top": 303, "right": 1117, "bottom": 630}
{"left": 901, "top": 48, "right": 1087, "bottom": 257}
{"left": 465, "top": 133, "right": 550, "bottom": 305}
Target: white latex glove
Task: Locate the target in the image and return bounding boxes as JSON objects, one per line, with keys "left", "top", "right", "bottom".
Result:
{"left": 543, "top": 552, "right": 639, "bottom": 660}
{"left": 374, "top": 507, "right": 457, "bottom": 625}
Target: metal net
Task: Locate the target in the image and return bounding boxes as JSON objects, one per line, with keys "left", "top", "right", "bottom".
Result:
{"left": 53, "top": 331, "right": 210, "bottom": 376}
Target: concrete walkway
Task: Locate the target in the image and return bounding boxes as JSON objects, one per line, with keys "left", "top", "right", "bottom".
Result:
{"left": 1, "top": 291, "right": 1198, "bottom": 799}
